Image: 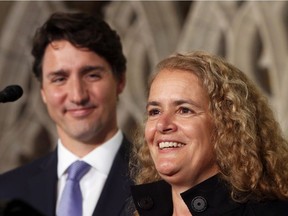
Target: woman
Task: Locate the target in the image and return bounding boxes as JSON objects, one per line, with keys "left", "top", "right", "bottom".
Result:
{"left": 129, "top": 51, "right": 288, "bottom": 216}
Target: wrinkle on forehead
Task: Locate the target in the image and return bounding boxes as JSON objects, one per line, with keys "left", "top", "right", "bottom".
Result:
{"left": 49, "top": 40, "right": 66, "bottom": 50}
{"left": 48, "top": 40, "right": 89, "bottom": 52}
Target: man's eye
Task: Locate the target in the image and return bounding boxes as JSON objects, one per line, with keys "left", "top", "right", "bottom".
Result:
{"left": 52, "top": 77, "right": 66, "bottom": 83}
{"left": 87, "top": 73, "right": 101, "bottom": 80}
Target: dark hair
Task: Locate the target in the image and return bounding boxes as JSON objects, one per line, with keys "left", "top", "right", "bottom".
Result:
{"left": 31, "top": 12, "right": 126, "bottom": 82}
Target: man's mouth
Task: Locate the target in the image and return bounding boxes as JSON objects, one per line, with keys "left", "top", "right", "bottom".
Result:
{"left": 66, "top": 107, "right": 95, "bottom": 118}
{"left": 158, "top": 141, "right": 185, "bottom": 149}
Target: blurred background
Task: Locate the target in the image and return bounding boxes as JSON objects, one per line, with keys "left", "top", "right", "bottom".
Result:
{"left": 0, "top": 1, "right": 287, "bottom": 173}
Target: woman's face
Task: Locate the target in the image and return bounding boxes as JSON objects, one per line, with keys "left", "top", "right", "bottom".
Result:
{"left": 145, "top": 69, "right": 219, "bottom": 190}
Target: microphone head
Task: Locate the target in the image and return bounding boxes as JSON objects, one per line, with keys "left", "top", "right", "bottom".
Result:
{"left": 0, "top": 85, "right": 23, "bottom": 103}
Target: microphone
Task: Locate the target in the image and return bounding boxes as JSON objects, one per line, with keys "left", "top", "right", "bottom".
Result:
{"left": 0, "top": 85, "right": 23, "bottom": 103}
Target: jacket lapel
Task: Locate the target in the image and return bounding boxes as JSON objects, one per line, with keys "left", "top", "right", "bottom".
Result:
{"left": 92, "top": 137, "right": 133, "bottom": 216}
{"left": 27, "top": 150, "right": 58, "bottom": 216}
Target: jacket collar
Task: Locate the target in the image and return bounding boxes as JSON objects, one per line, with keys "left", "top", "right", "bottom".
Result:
{"left": 131, "top": 175, "right": 241, "bottom": 216}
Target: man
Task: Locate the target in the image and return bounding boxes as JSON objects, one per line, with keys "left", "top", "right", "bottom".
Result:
{"left": 0, "top": 12, "right": 132, "bottom": 216}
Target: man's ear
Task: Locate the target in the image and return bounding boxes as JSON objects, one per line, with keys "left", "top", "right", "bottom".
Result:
{"left": 40, "top": 88, "right": 47, "bottom": 104}
{"left": 117, "top": 73, "right": 126, "bottom": 94}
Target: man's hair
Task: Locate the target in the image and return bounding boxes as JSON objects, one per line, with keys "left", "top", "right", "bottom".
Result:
{"left": 31, "top": 12, "right": 126, "bottom": 82}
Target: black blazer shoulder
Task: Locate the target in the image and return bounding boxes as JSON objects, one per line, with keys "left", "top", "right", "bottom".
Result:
{"left": 131, "top": 175, "right": 288, "bottom": 216}
{"left": 0, "top": 136, "right": 134, "bottom": 216}
{"left": 0, "top": 150, "right": 58, "bottom": 216}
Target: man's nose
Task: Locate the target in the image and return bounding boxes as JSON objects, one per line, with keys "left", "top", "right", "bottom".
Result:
{"left": 69, "top": 79, "right": 89, "bottom": 105}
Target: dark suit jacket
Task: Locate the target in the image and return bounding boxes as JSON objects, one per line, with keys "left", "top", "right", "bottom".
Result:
{"left": 131, "top": 175, "right": 288, "bottom": 216}
{"left": 0, "top": 137, "right": 133, "bottom": 216}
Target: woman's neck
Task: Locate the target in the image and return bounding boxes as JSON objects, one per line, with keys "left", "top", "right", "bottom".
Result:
{"left": 171, "top": 188, "right": 192, "bottom": 216}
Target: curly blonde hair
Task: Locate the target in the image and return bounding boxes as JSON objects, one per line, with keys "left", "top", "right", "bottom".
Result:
{"left": 130, "top": 51, "right": 288, "bottom": 202}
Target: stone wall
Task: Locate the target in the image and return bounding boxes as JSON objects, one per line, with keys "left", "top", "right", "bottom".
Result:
{"left": 0, "top": 1, "right": 287, "bottom": 172}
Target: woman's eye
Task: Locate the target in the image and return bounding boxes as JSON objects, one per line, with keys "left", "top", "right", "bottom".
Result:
{"left": 147, "top": 109, "right": 160, "bottom": 116}
{"left": 179, "top": 107, "right": 193, "bottom": 114}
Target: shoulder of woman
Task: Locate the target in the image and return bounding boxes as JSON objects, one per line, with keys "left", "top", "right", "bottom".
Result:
{"left": 247, "top": 199, "right": 288, "bottom": 215}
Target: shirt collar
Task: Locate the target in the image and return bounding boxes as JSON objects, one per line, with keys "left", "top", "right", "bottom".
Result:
{"left": 57, "top": 130, "right": 123, "bottom": 178}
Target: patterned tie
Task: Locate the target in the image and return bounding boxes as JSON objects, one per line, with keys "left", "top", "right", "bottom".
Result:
{"left": 57, "top": 160, "right": 91, "bottom": 216}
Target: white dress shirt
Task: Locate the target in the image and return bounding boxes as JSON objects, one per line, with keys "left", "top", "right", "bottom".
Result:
{"left": 56, "top": 130, "right": 123, "bottom": 216}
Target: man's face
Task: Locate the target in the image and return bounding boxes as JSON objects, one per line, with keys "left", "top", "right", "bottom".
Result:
{"left": 41, "top": 40, "right": 125, "bottom": 146}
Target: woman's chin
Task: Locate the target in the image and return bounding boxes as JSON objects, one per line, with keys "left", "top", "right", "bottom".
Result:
{"left": 156, "top": 163, "right": 179, "bottom": 178}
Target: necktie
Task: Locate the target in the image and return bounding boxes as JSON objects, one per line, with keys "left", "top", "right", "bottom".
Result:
{"left": 57, "top": 160, "right": 91, "bottom": 216}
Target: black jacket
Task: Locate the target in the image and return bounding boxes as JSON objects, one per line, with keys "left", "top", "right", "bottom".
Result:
{"left": 131, "top": 175, "right": 288, "bottom": 216}
{"left": 0, "top": 137, "right": 133, "bottom": 216}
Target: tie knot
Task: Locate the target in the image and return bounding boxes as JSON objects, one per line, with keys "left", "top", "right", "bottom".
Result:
{"left": 67, "top": 160, "right": 91, "bottom": 181}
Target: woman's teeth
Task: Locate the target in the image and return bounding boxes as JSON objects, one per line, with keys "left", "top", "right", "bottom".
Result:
{"left": 159, "top": 142, "right": 185, "bottom": 149}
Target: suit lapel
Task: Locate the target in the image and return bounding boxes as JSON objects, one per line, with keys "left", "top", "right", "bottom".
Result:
{"left": 92, "top": 137, "right": 133, "bottom": 216}
{"left": 27, "top": 150, "right": 58, "bottom": 216}
{"left": 23, "top": 138, "right": 132, "bottom": 216}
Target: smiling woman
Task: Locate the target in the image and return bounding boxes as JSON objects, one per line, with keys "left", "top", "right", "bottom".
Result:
{"left": 129, "top": 51, "right": 288, "bottom": 216}
{"left": 145, "top": 68, "right": 217, "bottom": 189}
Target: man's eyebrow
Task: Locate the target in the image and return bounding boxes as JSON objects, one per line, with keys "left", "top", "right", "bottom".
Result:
{"left": 46, "top": 65, "right": 108, "bottom": 78}
{"left": 79, "top": 65, "right": 107, "bottom": 73}
{"left": 46, "top": 70, "right": 67, "bottom": 78}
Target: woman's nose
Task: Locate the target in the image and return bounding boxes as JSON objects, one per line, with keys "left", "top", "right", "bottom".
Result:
{"left": 156, "top": 113, "right": 177, "bottom": 133}
{"left": 69, "top": 79, "right": 89, "bottom": 105}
